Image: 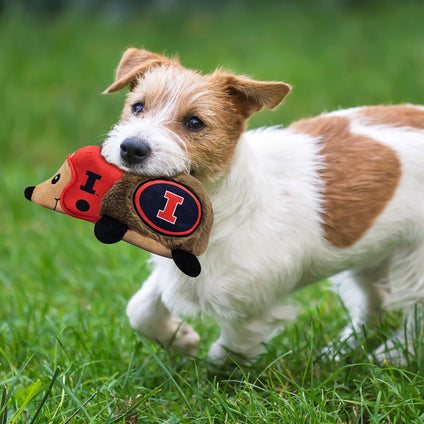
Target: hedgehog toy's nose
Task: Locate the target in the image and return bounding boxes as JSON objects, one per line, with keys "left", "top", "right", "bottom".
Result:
{"left": 120, "top": 138, "right": 151, "bottom": 166}
{"left": 24, "top": 186, "right": 35, "bottom": 201}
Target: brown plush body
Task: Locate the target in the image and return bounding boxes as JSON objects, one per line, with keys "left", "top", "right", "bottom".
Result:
{"left": 100, "top": 173, "right": 213, "bottom": 257}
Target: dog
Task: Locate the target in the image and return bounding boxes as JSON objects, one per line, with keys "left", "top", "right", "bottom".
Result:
{"left": 101, "top": 48, "right": 424, "bottom": 365}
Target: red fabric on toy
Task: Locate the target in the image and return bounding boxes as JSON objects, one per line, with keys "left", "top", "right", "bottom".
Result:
{"left": 60, "top": 146, "right": 124, "bottom": 222}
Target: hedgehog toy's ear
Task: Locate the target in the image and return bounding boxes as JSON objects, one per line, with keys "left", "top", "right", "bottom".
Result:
{"left": 171, "top": 249, "right": 201, "bottom": 278}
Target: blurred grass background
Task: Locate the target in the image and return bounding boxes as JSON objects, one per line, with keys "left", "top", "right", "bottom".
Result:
{"left": 1, "top": 1, "right": 424, "bottom": 422}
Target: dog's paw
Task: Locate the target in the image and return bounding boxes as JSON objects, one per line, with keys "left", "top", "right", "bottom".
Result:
{"left": 167, "top": 322, "right": 200, "bottom": 356}
{"left": 320, "top": 326, "right": 360, "bottom": 362}
{"left": 320, "top": 344, "right": 345, "bottom": 362}
{"left": 374, "top": 339, "right": 409, "bottom": 366}
{"left": 208, "top": 342, "right": 228, "bottom": 367}
{"left": 207, "top": 342, "right": 251, "bottom": 371}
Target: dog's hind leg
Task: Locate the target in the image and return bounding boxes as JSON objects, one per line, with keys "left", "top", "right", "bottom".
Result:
{"left": 208, "top": 304, "right": 296, "bottom": 367}
{"left": 375, "top": 242, "right": 424, "bottom": 364}
{"left": 126, "top": 268, "right": 200, "bottom": 355}
{"left": 326, "top": 259, "right": 389, "bottom": 357}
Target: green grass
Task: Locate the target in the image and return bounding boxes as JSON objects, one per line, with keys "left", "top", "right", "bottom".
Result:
{"left": 2, "top": 1, "right": 424, "bottom": 422}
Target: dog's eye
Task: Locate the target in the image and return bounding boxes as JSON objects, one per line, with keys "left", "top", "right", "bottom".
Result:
{"left": 132, "top": 102, "right": 145, "bottom": 116}
{"left": 51, "top": 174, "right": 60, "bottom": 184}
{"left": 184, "top": 116, "right": 205, "bottom": 132}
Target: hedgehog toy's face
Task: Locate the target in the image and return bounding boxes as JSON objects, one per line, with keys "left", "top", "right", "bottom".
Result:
{"left": 25, "top": 146, "right": 124, "bottom": 223}
{"left": 25, "top": 160, "right": 72, "bottom": 214}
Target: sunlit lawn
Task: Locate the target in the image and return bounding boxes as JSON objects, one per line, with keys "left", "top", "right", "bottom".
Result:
{"left": 1, "top": 2, "right": 424, "bottom": 422}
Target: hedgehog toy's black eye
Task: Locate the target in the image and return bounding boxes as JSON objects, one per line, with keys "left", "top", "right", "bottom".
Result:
{"left": 184, "top": 116, "right": 205, "bottom": 132}
{"left": 132, "top": 102, "right": 145, "bottom": 116}
{"left": 51, "top": 174, "right": 61, "bottom": 184}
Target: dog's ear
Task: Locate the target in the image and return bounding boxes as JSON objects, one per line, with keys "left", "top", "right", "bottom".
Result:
{"left": 103, "top": 48, "right": 174, "bottom": 94}
{"left": 213, "top": 72, "right": 291, "bottom": 118}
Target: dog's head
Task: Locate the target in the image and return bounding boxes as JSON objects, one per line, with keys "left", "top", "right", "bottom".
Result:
{"left": 101, "top": 48, "right": 291, "bottom": 181}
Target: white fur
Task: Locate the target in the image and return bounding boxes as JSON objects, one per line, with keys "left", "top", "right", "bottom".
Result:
{"left": 106, "top": 105, "right": 424, "bottom": 365}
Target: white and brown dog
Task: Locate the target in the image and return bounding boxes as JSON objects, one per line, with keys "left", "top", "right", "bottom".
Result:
{"left": 101, "top": 48, "right": 424, "bottom": 365}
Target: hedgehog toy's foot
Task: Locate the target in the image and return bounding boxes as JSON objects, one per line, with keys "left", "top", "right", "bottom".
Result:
{"left": 94, "top": 215, "right": 128, "bottom": 244}
{"left": 171, "top": 249, "right": 201, "bottom": 277}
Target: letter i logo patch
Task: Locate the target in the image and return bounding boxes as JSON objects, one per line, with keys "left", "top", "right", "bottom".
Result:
{"left": 157, "top": 191, "right": 184, "bottom": 224}
{"left": 133, "top": 180, "right": 202, "bottom": 236}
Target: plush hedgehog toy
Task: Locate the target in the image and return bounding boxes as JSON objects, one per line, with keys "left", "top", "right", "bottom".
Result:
{"left": 24, "top": 146, "right": 213, "bottom": 277}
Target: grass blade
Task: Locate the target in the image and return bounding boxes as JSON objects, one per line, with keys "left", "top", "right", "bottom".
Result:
{"left": 9, "top": 380, "right": 42, "bottom": 424}
{"left": 139, "top": 339, "right": 194, "bottom": 415}
{"left": 62, "top": 391, "right": 97, "bottom": 424}
{"left": 29, "top": 367, "right": 60, "bottom": 424}
{"left": 1, "top": 386, "right": 8, "bottom": 424}
{"left": 0, "top": 353, "right": 35, "bottom": 418}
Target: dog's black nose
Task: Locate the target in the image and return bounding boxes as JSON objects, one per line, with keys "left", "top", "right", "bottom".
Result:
{"left": 120, "top": 138, "right": 151, "bottom": 165}
{"left": 24, "top": 186, "right": 35, "bottom": 201}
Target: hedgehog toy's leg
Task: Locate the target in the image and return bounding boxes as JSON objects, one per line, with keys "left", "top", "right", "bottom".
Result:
{"left": 94, "top": 216, "right": 128, "bottom": 244}
{"left": 171, "top": 249, "right": 201, "bottom": 277}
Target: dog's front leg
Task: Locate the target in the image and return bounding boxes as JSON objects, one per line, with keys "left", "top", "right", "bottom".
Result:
{"left": 126, "top": 268, "right": 200, "bottom": 355}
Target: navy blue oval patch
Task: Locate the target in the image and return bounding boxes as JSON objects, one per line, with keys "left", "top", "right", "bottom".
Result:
{"left": 133, "top": 180, "right": 202, "bottom": 236}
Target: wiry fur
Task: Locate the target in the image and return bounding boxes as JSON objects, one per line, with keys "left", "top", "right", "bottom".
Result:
{"left": 102, "top": 49, "right": 424, "bottom": 365}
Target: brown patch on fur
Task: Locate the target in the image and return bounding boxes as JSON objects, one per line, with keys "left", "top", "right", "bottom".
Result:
{"left": 175, "top": 73, "right": 248, "bottom": 180}
{"left": 290, "top": 116, "right": 401, "bottom": 247}
{"left": 359, "top": 105, "right": 424, "bottom": 129}
{"left": 100, "top": 173, "right": 214, "bottom": 256}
